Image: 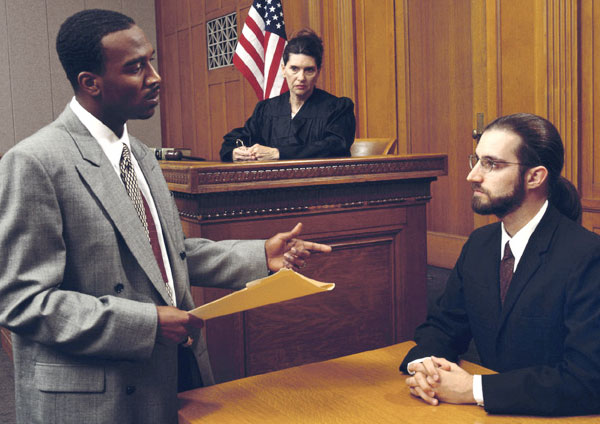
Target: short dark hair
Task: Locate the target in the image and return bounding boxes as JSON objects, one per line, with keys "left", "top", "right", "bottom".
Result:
{"left": 483, "top": 113, "right": 582, "bottom": 223}
{"left": 282, "top": 28, "right": 324, "bottom": 69}
{"left": 56, "top": 9, "right": 135, "bottom": 91}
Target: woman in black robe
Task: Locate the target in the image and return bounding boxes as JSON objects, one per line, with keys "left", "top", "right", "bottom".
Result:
{"left": 220, "top": 29, "right": 355, "bottom": 162}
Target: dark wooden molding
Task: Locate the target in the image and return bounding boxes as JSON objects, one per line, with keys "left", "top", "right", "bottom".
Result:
{"left": 162, "top": 155, "right": 446, "bottom": 221}
{"left": 160, "top": 155, "right": 448, "bottom": 193}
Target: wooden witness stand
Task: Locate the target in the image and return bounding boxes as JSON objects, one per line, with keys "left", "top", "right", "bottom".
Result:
{"left": 161, "top": 154, "right": 447, "bottom": 383}
{"left": 178, "top": 341, "right": 600, "bottom": 424}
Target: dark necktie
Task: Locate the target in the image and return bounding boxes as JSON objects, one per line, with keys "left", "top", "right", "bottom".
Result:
{"left": 120, "top": 144, "right": 175, "bottom": 305}
{"left": 499, "top": 241, "right": 515, "bottom": 304}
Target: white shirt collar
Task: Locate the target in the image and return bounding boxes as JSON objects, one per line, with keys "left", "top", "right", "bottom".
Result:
{"left": 69, "top": 97, "right": 131, "bottom": 171}
{"left": 501, "top": 200, "right": 549, "bottom": 271}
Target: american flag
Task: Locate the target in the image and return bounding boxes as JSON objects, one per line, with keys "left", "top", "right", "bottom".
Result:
{"left": 233, "top": 0, "right": 288, "bottom": 100}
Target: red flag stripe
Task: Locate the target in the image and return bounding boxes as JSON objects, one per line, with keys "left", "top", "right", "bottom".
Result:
{"left": 233, "top": 1, "right": 288, "bottom": 100}
{"left": 233, "top": 54, "right": 264, "bottom": 100}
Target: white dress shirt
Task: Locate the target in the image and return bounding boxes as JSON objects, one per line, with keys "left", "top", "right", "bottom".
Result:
{"left": 69, "top": 97, "right": 176, "bottom": 305}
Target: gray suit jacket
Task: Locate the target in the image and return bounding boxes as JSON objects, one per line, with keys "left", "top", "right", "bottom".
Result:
{"left": 0, "top": 106, "right": 268, "bottom": 424}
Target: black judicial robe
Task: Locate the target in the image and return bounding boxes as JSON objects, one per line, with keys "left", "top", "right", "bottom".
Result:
{"left": 400, "top": 205, "right": 600, "bottom": 416}
{"left": 220, "top": 88, "right": 355, "bottom": 161}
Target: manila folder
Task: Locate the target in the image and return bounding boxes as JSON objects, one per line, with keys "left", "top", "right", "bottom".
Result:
{"left": 189, "top": 269, "right": 335, "bottom": 320}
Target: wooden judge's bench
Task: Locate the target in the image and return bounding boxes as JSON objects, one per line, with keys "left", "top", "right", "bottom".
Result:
{"left": 160, "top": 154, "right": 447, "bottom": 383}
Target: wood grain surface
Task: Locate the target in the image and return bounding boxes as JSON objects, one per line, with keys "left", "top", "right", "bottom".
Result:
{"left": 179, "top": 341, "right": 599, "bottom": 424}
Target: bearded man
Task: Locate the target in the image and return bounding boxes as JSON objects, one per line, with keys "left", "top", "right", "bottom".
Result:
{"left": 400, "top": 113, "right": 600, "bottom": 416}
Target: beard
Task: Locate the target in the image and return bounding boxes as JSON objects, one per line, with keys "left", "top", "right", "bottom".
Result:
{"left": 471, "top": 176, "right": 526, "bottom": 218}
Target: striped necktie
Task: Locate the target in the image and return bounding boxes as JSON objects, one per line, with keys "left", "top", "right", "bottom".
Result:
{"left": 499, "top": 241, "right": 515, "bottom": 304}
{"left": 119, "top": 144, "right": 175, "bottom": 305}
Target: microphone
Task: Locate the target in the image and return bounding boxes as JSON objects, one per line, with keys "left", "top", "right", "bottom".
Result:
{"left": 153, "top": 148, "right": 205, "bottom": 161}
{"left": 164, "top": 151, "right": 206, "bottom": 161}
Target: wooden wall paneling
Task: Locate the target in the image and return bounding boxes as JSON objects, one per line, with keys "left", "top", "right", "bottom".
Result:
{"left": 223, "top": 0, "right": 237, "bottom": 12}
{"left": 580, "top": 0, "right": 600, "bottom": 226}
{"left": 498, "top": 1, "right": 580, "bottom": 195}
{"left": 162, "top": 33, "right": 183, "bottom": 149}
{"left": 469, "top": 0, "right": 492, "bottom": 233}
{"left": 177, "top": 0, "right": 191, "bottom": 30}
{"left": 320, "top": 1, "right": 337, "bottom": 98}
{"left": 485, "top": 0, "right": 499, "bottom": 123}
{"left": 582, "top": 213, "right": 600, "bottom": 236}
{"left": 178, "top": 29, "right": 196, "bottom": 150}
{"left": 307, "top": 0, "right": 324, "bottom": 91}
{"left": 498, "top": 0, "right": 546, "bottom": 116}
{"left": 225, "top": 80, "right": 245, "bottom": 143}
{"left": 155, "top": 0, "right": 166, "bottom": 147}
{"left": 395, "top": 0, "right": 409, "bottom": 154}
{"left": 281, "top": 0, "right": 310, "bottom": 37}
{"left": 191, "top": 24, "right": 212, "bottom": 159}
{"left": 160, "top": 0, "right": 178, "bottom": 36}
{"left": 208, "top": 82, "right": 227, "bottom": 159}
{"left": 189, "top": 0, "right": 205, "bottom": 24}
{"left": 354, "top": 0, "right": 396, "bottom": 139}
{"left": 319, "top": 0, "right": 355, "bottom": 101}
{"left": 206, "top": 67, "right": 243, "bottom": 159}
{"left": 353, "top": 1, "right": 367, "bottom": 137}
{"left": 406, "top": 0, "right": 474, "bottom": 245}
{"left": 335, "top": 0, "right": 356, "bottom": 101}
{"left": 173, "top": 0, "right": 192, "bottom": 157}
{"left": 205, "top": 0, "right": 221, "bottom": 15}
{"left": 546, "top": 0, "right": 578, "bottom": 185}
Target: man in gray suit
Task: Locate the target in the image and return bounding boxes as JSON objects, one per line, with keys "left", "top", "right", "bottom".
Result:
{"left": 0, "top": 9, "right": 331, "bottom": 424}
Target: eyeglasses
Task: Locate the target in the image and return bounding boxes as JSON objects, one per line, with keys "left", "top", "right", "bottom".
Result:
{"left": 468, "top": 154, "right": 526, "bottom": 173}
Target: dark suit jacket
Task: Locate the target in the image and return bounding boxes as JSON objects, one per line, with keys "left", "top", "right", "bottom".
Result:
{"left": 0, "top": 106, "right": 268, "bottom": 424}
{"left": 400, "top": 205, "right": 600, "bottom": 416}
{"left": 220, "top": 88, "right": 355, "bottom": 161}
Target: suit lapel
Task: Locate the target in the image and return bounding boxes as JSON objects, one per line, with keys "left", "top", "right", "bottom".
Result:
{"left": 478, "top": 227, "right": 504, "bottom": 320}
{"left": 60, "top": 107, "right": 171, "bottom": 304}
{"left": 497, "top": 206, "right": 559, "bottom": 327}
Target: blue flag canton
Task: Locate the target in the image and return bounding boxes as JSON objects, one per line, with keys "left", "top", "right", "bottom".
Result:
{"left": 254, "top": 0, "right": 287, "bottom": 39}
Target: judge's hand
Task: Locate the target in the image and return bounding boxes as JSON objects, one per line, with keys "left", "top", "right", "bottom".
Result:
{"left": 405, "top": 356, "right": 450, "bottom": 405}
{"left": 232, "top": 146, "right": 255, "bottom": 162}
{"left": 265, "top": 222, "right": 332, "bottom": 272}
{"left": 248, "top": 144, "right": 280, "bottom": 161}
{"left": 427, "top": 356, "right": 476, "bottom": 405}
{"left": 156, "top": 306, "right": 204, "bottom": 345}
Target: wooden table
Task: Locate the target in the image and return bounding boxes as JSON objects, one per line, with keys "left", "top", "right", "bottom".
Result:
{"left": 178, "top": 341, "right": 600, "bottom": 424}
{"left": 161, "top": 155, "right": 447, "bottom": 383}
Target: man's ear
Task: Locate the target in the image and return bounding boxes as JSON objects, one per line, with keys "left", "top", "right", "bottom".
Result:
{"left": 525, "top": 165, "right": 548, "bottom": 189}
{"left": 77, "top": 72, "right": 101, "bottom": 97}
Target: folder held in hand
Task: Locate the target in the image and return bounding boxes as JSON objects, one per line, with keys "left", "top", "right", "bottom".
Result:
{"left": 188, "top": 269, "right": 335, "bottom": 320}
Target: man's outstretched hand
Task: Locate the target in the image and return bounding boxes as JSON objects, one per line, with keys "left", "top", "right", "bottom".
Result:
{"left": 265, "top": 223, "right": 332, "bottom": 272}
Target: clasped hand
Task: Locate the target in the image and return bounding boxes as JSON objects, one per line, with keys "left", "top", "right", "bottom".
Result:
{"left": 405, "top": 356, "right": 476, "bottom": 405}
{"left": 233, "top": 144, "right": 280, "bottom": 161}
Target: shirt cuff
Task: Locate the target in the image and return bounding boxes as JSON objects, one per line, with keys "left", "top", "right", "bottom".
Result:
{"left": 406, "top": 357, "right": 429, "bottom": 375}
{"left": 473, "top": 374, "right": 484, "bottom": 406}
